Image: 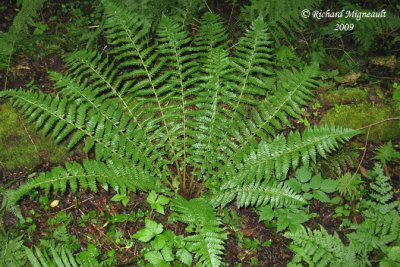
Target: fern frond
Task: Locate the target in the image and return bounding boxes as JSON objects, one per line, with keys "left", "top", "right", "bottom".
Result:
{"left": 223, "top": 64, "right": 321, "bottom": 167}
{"left": 285, "top": 226, "right": 357, "bottom": 267}
{"left": 347, "top": 164, "right": 400, "bottom": 253}
{"left": 171, "top": 197, "right": 227, "bottom": 267}
{"left": 2, "top": 159, "right": 158, "bottom": 210}
{"left": 103, "top": 0, "right": 182, "bottom": 164}
{"left": 228, "top": 16, "right": 273, "bottom": 103}
{"left": 0, "top": 234, "right": 27, "bottom": 267}
{"left": 194, "top": 12, "right": 228, "bottom": 60}
{"left": 348, "top": 210, "right": 400, "bottom": 253}
{"left": 220, "top": 126, "right": 358, "bottom": 191}
{"left": 240, "top": 0, "right": 322, "bottom": 42}
{"left": 209, "top": 181, "right": 306, "bottom": 208}
{"left": 368, "top": 164, "right": 396, "bottom": 206}
{"left": 25, "top": 245, "right": 79, "bottom": 267}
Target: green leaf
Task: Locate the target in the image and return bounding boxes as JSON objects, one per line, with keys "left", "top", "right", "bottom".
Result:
{"left": 374, "top": 141, "right": 400, "bottom": 164}
{"left": 296, "top": 167, "right": 312, "bottom": 183}
{"left": 153, "top": 235, "right": 167, "bottom": 250}
{"left": 313, "top": 190, "right": 330, "bottom": 203}
{"left": 144, "top": 251, "right": 169, "bottom": 266}
{"left": 301, "top": 183, "right": 310, "bottom": 192}
{"left": 177, "top": 248, "right": 193, "bottom": 266}
{"left": 286, "top": 178, "right": 302, "bottom": 193}
{"left": 132, "top": 219, "right": 163, "bottom": 242}
{"left": 277, "top": 215, "right": 290, "bottom": 232}
{"left": 309, "top": 174, "right": 323, "bottom": 190}
{"left": 161, "top": 245, "right": 174, "bottom": 262}
{"left": 303, "top": 192, "right": 313, "bottom": 200}
{"left": 147, "top": 191, "right": 157, "bottom": 204}
{"left": 320, "top": 179, "right": 338, "bottom": 193}
{"left": 147, "top": 191, "right": 170, "bottom": 214}
{"left": 111, "top": 193, "right": 130, "bottom": 207}
{"left": 258, "top": 205, "right": 274, "bottom": 221}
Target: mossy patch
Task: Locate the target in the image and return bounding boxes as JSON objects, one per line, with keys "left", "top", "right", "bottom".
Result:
{"left": 319, "top": 87, "right": 369, "bottom": 106}
{"left": 320, "top": 102, "right": 400, "bottom": 143}
{"left": 0, "top": 103, "right": 69, "bottom": 173}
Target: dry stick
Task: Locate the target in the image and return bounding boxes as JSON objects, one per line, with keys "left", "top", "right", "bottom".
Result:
{"left": 355, "top": 117, "right": 400, "bottom": 131}
{"left": 352, "top": 117, "right": 400, "bottom": 175}
{"left": 20, "top": 119, "right": 38, "bottom": 154}
{"left": 349, "top": 117, "right": 400, "bottom": 182}
{"left": 353, "top": 126, "right": 371, "bottom": 180}
{"left": 349, "top": 126, "right": 370, "bottom": 224}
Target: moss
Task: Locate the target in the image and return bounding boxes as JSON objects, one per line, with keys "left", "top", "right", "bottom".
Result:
{"left": 319, "top": 87, "right": 369, "bottom": 106}
{"left": 320, "top": 102, "right": 400, "bottom": 143}
{"left": 0, "top": 103, "right": 69, "bottom": 172}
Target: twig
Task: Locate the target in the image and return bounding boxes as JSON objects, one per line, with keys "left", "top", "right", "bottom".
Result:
{"left": 20, "top": 119, "right": 38, "bottom": 154}
{"left": 355, "top": 117, "right": 400, "bottom": 131}
{"left": 353, "top": 126, "right": 371, "bottom": 179}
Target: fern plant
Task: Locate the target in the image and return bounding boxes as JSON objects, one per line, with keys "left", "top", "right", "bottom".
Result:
{"left": 0, "top": 0, "right": 358, "bottom": 265}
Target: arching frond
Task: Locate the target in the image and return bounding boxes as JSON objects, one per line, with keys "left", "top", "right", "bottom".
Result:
{"left": 2, "top": 159, "right": 158, "bottom": 210}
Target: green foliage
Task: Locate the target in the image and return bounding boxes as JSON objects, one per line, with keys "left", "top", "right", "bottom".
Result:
{"left": 348, "top": 165, "right": 400, "bottom": 254}
{"left": 285, "top": 226, "right": 357, "bottom": 267}
{"left": 0, "top": 1, "right": 360, "bottom": 265}
{"left": 337, "top": 173, "right": 363, "bottom": 201}
{"left": 240, "top": 0, "right": 322, "bottom": 42}
{"left": 25, "top": 241, "right": 114, "bottom": 267}
{"left": 318, "top": 146, "right": 358, "bottom": 176}
{"left": 171, "top": 197, "right": 227, "bottom": 267}
{"left": 147, "top": 191, "right": 170, "bottom": 215}
{"left": 137, "top": 228, "right": 193, "bottom": 266}
{"left": 0, "top": 0, "right": 45, "bottom": 70}
{"left": 341, "top": 2, "right": 400, "bottom": 53}
{"left": 119, "top": 0, "right": 205, "bottom": 30}
{"left": 258, "top": 205, "right": 314, "bottom": 232}
{"left": 373, "top": 141, "right": 400, "bottom": 164}
{"left": 286, "top": 167, "right": 338, "bottom": 203}
{"left": 286, "top": 164, "right": 400, "bottom": 267}
{"left": 0, "top": 234, "right": 27, "bottom": 267}
{"left": 1, "top": 159, "right": 158, "bottom": 213}
{"left": 133, "top": 219, "right": 164, "bottom": 242}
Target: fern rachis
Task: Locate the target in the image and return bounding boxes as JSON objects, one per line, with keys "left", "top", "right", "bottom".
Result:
{"left": 0, "top": 1, "right": 359, "bottom": 266}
